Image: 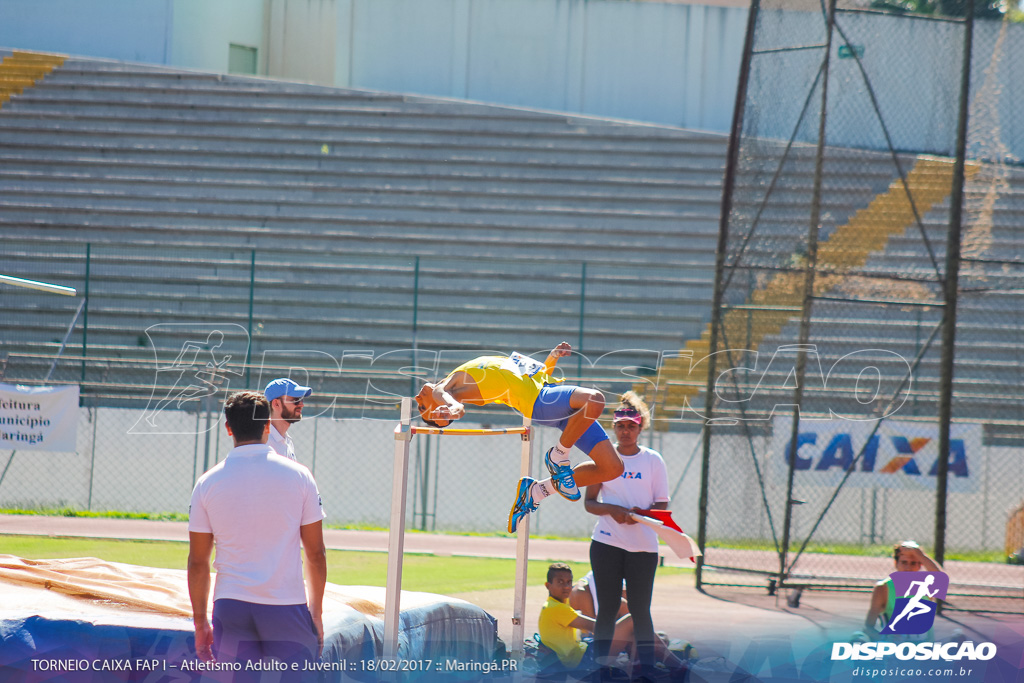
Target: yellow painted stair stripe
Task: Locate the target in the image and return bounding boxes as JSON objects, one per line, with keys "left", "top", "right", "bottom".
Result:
{"left": 0, "top": 50, "right": 65, "bottom": 110}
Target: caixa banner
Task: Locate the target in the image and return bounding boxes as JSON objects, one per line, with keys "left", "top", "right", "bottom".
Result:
{"left": 771, "top": 417, "right": 981, "bottom": 492}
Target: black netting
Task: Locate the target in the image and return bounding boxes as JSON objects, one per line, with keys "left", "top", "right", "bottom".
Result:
{"left": 700, "top": 0, "right": 1020, "bottom": 613}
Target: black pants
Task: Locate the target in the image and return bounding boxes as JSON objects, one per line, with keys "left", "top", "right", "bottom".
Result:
{"left": 590, "top": 539, "right": 659, "bottom": 666}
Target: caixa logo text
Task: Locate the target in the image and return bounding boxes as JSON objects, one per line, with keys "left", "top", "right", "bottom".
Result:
{"left": 831, "top": 641, "right": 996, "bottom": 661}
{"left": 786, "top": 433, "right": 969, "bottom": 478}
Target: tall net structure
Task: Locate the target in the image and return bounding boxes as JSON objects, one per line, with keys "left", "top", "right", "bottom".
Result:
{"left": 697, "top": 0, "right": 1023, "bottom": 611}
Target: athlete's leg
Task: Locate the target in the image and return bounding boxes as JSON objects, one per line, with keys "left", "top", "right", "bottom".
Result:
{"left": 559, "top": 387, "right": 605, "bottom": 447}
{"left": 591, "top": 541, "right": 628, "bottom": 661}
{"left": 570, "top": 439, "right": 624, "bottom": 488}
{"left": 212, "top": 598, "right": 263, "bottom": 683}
{"left": 623, "top": 551, "right": 659, "bottom": 669}
{"left": 253, "top": 603, "right": 319, "bottom": 680}
{"left": 554, "top": 387, "right": 623, "bottom": 485}
{"left": 530, "top": 385, "right": 623, "bottom": 500}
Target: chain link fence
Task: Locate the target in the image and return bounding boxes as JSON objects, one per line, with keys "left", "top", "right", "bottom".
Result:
{"left": 0, "top": 406, "right": 702, "bottom": 541}
{"left": 0, "top": 240, "right": 709, "bottom": 417}
{"left": 0, "top": 240, "right": 707, "bottom": 540}
{"left": 698, "top": 0, "right": 1023, "bottom": 612}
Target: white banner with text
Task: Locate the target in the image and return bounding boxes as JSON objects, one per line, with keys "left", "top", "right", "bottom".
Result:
{"left": 772, "top": 417, "right": 981, "bottom": 492}
{"left": 0, "top": 383, "right": 79, "bottom": 452}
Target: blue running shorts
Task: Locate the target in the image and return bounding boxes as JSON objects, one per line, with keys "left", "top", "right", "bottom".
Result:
{"left": 212, "top": 598, "right": 318, "bottom": 680}
{"left": 530, "top": 384, "right": 610, "bottom": 454}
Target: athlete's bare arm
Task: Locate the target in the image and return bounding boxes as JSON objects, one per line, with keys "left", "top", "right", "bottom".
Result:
{"left": 418, "top": 372, "right": 485, "bottom": 424}
{"left": 898, "top": 544, "right": 942, "bottom": 573}
{"left": 864, "top": 583, "right": 888, "bottom": 633}
{"left": 544, "top": 341, "right": 572, "bottom": 374}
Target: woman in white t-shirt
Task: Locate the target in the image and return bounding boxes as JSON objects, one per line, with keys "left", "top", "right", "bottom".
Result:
{"left": 584, "top": 391, "right": 670, "bottom": 672}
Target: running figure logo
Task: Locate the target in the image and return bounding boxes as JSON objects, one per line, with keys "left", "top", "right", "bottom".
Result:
{"left": 882, "top": 570, "right": 949, "bottom": 636}
{"left": 131, "top": 324, "right": 248, "bottom": 434}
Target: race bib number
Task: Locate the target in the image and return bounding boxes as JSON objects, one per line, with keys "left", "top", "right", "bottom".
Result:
{"left": 505, "top": 352, "right": 545, "bottom": 378}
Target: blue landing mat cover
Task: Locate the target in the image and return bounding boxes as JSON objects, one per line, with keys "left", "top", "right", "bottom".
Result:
{"left": 0, "top": 556, "right": 502, "bottom": 682}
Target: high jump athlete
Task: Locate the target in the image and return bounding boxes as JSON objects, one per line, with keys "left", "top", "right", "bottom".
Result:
{"left": 415, "top": 342, "right": 624, "bottom": 533}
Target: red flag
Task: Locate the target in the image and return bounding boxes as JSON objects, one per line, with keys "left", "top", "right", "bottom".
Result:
{"left": 630, "top": 510, "right": 702, "bottom": 561}
{"left": 636, "top": 509, "right": 684, "bottom": 534}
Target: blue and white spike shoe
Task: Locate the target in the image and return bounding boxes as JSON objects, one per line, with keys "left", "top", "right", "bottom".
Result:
{"left": 507, "top": 477, "right": 538, "bottom": 533}
{"left": 544, "top": 448, "right": 581, "bottom": 501}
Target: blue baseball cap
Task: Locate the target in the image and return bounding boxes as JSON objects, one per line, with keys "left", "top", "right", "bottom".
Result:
{"left": 264, "top": 378, "right": 312, "bottom": 402}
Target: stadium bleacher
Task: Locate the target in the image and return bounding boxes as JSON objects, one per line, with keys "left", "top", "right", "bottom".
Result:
{"left": 0, "top": 51, "right": 731, "bottom": 414}
{"left": 5, "top": 49, "right": 1018, "bottom": 430}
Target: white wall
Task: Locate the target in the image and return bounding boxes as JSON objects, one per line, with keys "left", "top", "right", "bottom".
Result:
{"left": 170, "top": 0, "right": 266, "bottom": 73}
{"left": 2, "top": 2, "right": 1022, "bottom": 166}
{"left": 0, "top": 0, "right": 746, "bottom": 132}
{"left": 337, "top": 0, "right": 745, "bottom": 130}
{"left": 267, "top": 0, "right": 339, "bottom": 85}
{"left": 577, "top": 0, "right": 744, "bottom": 129}
{"left": 0, "top": 0, "right": 265, "bottom": 74}
{"left": 0, "top": 0, "right": 174, "bottom": 63}
{"left": 343, "top": 0, "right": 471, "bottom": 99}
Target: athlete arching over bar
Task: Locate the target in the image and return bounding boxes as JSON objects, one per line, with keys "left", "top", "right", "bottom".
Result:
{"left": 415, "top": 342, "right": 625, "bottom": 533}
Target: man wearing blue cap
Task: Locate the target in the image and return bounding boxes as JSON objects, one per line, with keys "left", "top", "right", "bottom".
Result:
{"left": 264, "top": 378, "right": 312, "bottom": 462}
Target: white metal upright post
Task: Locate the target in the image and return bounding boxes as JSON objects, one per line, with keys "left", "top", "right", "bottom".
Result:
{"left": 511, "top": 416, "right": 531, "bottom": 659}
{"left": 385, "top": 400, "right": 533, "bottom": 662}
{"left": 383, "top": 397, "right": 413, "bottom": 659}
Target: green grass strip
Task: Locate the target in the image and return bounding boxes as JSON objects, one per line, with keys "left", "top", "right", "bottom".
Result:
{"left": 0, "top": 507, "right": 189, "bottom": 522}
{"left": 0, "top": 535, "right": 689, "bottom": 594}
{"left": 3, "top": 508, "right": 1002, "bottom": 563}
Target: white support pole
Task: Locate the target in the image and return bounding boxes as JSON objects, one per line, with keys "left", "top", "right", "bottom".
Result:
{"left": 383, "top": 397, "right": 413, "bottom": 659}
{"left": 384, "top": 403, "right": 533, "bottom": 662}
{"left": 510, "top": 416, "right": 532, "bottom": 660}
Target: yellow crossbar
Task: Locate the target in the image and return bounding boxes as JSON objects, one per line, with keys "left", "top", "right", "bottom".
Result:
{"left": 408, "top": 425, "right": 530, "bottom": 436}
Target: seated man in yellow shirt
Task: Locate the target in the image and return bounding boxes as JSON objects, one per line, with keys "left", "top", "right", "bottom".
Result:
{"left": 538, "top": 563, "right": 632, "bottom": 670}
{"left": 415, "top": 343, "right": 625, "bottom": 533}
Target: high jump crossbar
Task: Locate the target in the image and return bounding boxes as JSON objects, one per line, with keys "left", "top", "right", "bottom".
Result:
{"left": 385, "top": 397, "right": 532, "bottom": 660}
{"left": 0, "top": 274, "right": 77, "bottom": 296}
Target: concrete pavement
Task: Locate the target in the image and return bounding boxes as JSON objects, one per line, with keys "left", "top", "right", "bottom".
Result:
{"left": 3, "top": 514, "right": 1018, "bottom": 661}
{"left": 0, "top": 513, "right": 695, "bottom": 567}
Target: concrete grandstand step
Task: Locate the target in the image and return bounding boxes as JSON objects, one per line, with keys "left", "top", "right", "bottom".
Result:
{"left": 1, "top": 79, "right": 722, "bottom": 137}
{"left": 0, "top": 174, "right": 725, "bottom": 206}
{"left": 0, "top": 85, "right": 724, "bottom": 141}
{"left": 0, "top": 137, "right": 728, "bottom": 182}
{"left": 0, "top": 212, "right": 721, "bottom": 264}
{"left": 7, "top": 92, "right": 718, "bottom": 139}
{"left": 0, "top": 255, "right": 716, "bottom": 316}
{"left": 0, "top": 188, "right": 718, "bottom": 220}
{"left": 0, "top": 126, "right": 724, "bottom": 168}
{"left": 0, "top": 220, "right": 723, "bottom": 267}
{"left": 0, "top": 223, "right": 718, "bottom": 267}
{"left": 0, "top": 150, "right": 727, "bottom": 184}
{"left": 0, "top": 126, "right": 727, "bottom": 166}
{"left": 0, "top": 153, "right": 724, "bottom": 187}
{"left": 0, "top": 108, "right": 719, "bottom": 152}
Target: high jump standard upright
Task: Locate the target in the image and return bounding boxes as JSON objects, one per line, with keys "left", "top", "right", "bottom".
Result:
{"left": 385, "top": 396, "right": 532, "bottom": 660}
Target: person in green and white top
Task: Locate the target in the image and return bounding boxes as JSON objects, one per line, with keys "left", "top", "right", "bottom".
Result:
{"left": 864, "top": 540, "right": 944, "bottom": 641}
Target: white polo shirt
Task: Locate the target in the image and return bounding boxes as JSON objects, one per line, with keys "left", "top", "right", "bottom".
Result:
{"left": 189, "top": 443, "right": 325, "bottom": 605}
{"left": 268, "top": 424, "right": 295, "bottom": 461}
{"left": 591, "top": 446, "right": 670, "bottom": 553}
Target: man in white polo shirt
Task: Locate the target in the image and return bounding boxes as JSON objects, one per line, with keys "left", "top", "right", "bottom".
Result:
{"left": 187, "top": 390, "right": 327, "bottom": 676}
{"left": 264, "top": 377, "right": 312, "bottom": 461}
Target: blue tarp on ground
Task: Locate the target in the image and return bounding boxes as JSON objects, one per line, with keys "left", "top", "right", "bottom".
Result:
{"left": 0, "top": 557, "right": 499, "bottom": 682}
